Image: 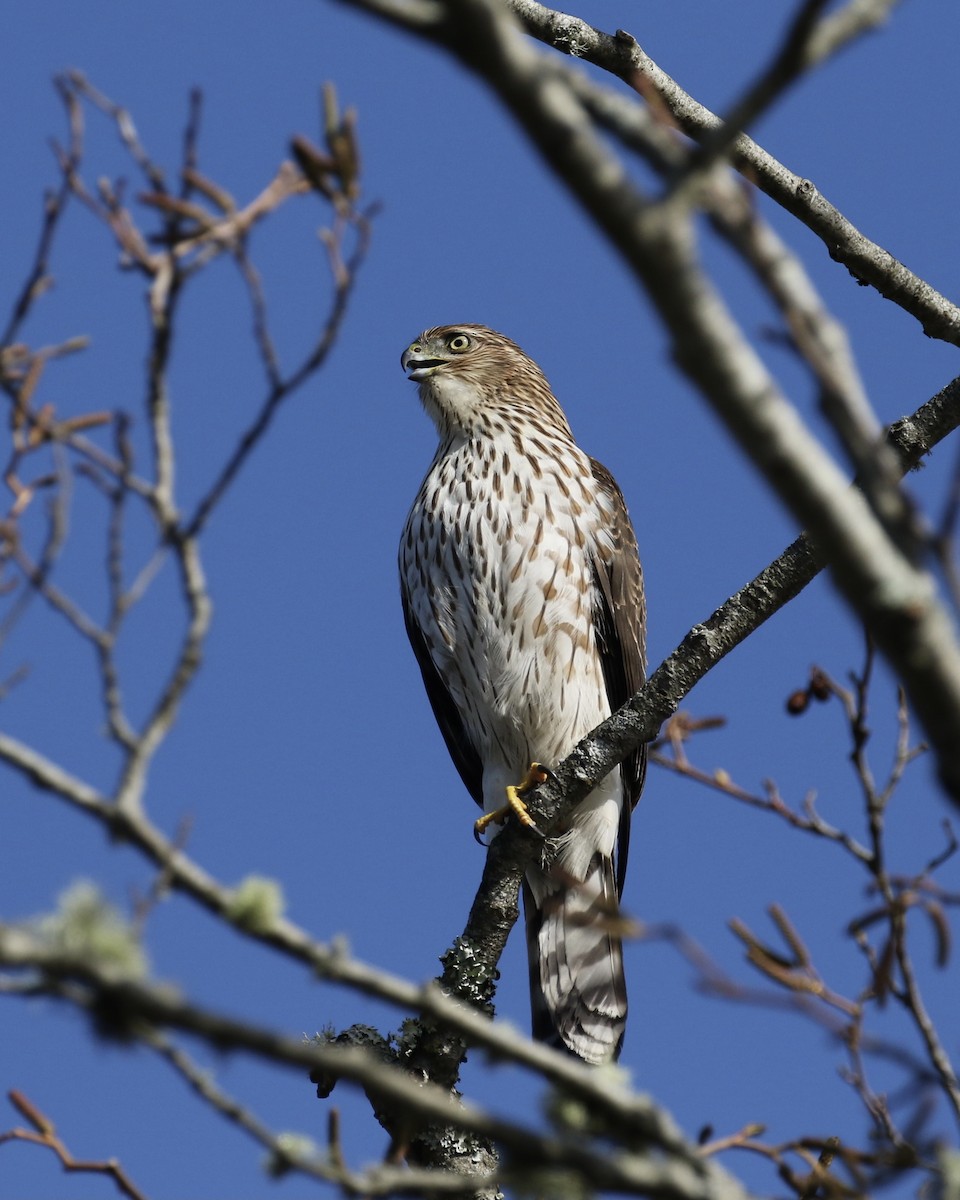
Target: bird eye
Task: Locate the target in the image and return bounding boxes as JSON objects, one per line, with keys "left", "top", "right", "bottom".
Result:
{"left": 448, "top": 334, "right": 470, "bottom": 352}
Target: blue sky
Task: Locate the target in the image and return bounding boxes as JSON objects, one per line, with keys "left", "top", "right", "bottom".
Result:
{"left": 2, "top": 2, "right": 959, "bottom": 1196}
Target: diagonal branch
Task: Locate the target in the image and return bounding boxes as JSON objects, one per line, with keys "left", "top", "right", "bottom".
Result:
{"left": 502, "top": 0, "right": 960, "bottom": 344}
{"left": 453, "top": 370, "right": 960, "bottom": 1030}
{"left": 343, "top": 0, "right": 960, "bottom": 804}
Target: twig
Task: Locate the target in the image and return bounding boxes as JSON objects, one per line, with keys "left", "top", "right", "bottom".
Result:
{"left": 729, "top": 906, "right": 859, "bottom": 1018}
{"left": 650, "top": 741, "right": 873, "bottom": 864}
{"left": 669, "top": 0, "right": 833, "bottom": 197}
{"left": 0, "top": 1090, "right": 148, "bottom": 1200}
{"left": 233, "top": 245, "right": 282, "bottom": 390}
{"left": 144, "top": 1031, "right": 498, "bottom": 1195}
{"left": 3, "top": 455, "right": 97, "bottom": 645}
{"left": 665, "top": 0, "right": 903, "bottom": 209}
{"left": 184, "top": 204, "right": 374, "bottom": 539}
{"left": 66, "top": 71, "right": 166, "bottom": 193}
{"left": 814, "top": 650, "right": 960, "bottom": 1128}
{"left": 0, "top": 183, "right": 73, "bottom": 348}
{"left": 143, "top": 1031, "right": 333, "bottom": 1182}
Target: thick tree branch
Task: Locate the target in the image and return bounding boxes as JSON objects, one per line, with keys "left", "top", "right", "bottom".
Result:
{"left": 340, "top": 2, "right": 957, "bottom": 340}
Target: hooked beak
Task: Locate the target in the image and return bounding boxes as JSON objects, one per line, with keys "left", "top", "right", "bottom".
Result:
{"left": 401, "top": 346, "right": 446, "bottom": 382}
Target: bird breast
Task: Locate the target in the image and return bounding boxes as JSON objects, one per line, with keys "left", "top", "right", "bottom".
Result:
{"left": 401, "top": 430, "right": 613, "bottom": 769}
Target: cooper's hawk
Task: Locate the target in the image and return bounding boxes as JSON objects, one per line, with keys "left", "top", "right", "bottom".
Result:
{"left": 399, "top": 325, "right": 645, "bottom": 1064}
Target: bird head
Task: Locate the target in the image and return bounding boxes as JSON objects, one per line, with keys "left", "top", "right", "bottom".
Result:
{"left": 401, "top": 324, "right": 571, "bottom": 441}
{"left": 401, "top": 325, "right": 512, "bottom": 382}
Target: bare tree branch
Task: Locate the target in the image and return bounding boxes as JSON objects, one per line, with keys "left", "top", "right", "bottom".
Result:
{"left": 0, "top": 923, "right": 747, "bottom": 1200}
{"left": 0, "top": 1090, "right": 148, "bottom": 1200}
{"left": 498, "top": 0, "right": 960, "bottom": 343}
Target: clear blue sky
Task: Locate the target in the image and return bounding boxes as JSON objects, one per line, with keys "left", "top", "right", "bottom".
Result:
{"left": 2, "top": 2, "right": 959, "bottom": 1196}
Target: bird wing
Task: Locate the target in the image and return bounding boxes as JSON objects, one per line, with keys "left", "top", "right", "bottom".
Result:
{"left": 588, "top": 457, "right": 647, "bottom": 899}
{"left": 401, "top": 588, "right": 485, "bottom": 807}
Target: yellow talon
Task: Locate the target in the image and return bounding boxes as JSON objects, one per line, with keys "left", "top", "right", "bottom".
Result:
{"left": 473, "top": 762, "right": 551, "bottom": 842}
{"left": 473, "top": 808, "right": 507, "bottom": 839}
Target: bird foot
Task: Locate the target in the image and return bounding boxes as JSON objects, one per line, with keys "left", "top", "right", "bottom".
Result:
{"left": 473, "top": 762, "right": 552, "bottom": 843}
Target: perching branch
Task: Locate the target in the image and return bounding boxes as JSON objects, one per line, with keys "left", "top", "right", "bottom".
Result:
{"left": 338, "top": 0, "right": 960, "bottom": 808}
{"left": 439, "top": 368, "right": 960, "bottom": 1086}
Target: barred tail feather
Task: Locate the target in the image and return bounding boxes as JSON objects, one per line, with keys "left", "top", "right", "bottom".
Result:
{"left": 523, "top": 854, "right": 627, "bottom": 1065}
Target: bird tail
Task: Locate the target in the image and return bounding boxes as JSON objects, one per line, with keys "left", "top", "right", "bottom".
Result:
{"left": 523, "top": 853, "right": 627, "bottom": 1065}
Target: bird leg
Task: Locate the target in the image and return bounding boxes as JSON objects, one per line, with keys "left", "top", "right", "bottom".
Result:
{"left": 474, "top": 762, "right": 551, "bottom": 842}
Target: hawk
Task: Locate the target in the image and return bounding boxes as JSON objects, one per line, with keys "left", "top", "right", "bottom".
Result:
{"left": 399, "top": 325, "right": 645, "bottom": 1064}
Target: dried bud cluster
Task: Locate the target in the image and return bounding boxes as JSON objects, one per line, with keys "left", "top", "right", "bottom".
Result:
{"left": 785, "top": 666, "right": 832, "bottom": 715}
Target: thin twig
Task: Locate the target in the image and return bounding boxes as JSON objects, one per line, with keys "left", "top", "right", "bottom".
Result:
{"left": 184, "top": 205, "right": 374, "bottom": 539}
{"left": 0, "top": 1090, "right": 148, "bottom": 1200}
